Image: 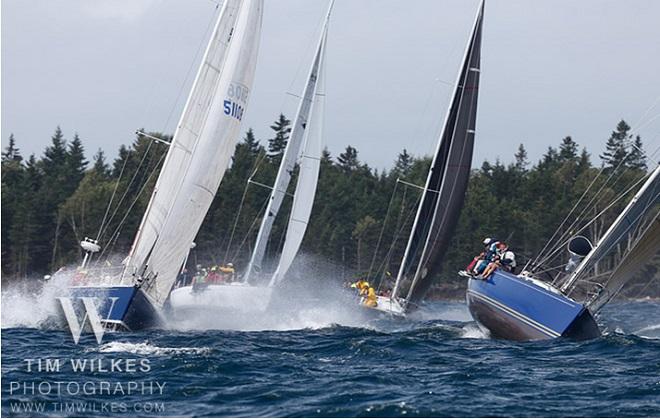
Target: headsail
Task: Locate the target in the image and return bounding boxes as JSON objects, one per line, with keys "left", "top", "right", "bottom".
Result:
{"left": 269, "top": 10, "right": 330, "bottom": 287}
{"left": 562, "top": 164, "right": 660, "bottom": 298}
{"left": 125, "top": 0, "right": 263, "bottom": 306}
{"left": 245, "top": 2, "right": 333, "bottom": 283}
{"left": 392, "top": 0, "right": 484, "bottom": 308}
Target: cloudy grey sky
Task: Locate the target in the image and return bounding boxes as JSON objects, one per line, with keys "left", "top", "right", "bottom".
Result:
{"left": 2, "top": 0, "right": 660, "bottom": 170}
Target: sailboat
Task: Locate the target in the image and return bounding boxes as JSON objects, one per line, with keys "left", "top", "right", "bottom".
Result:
{"left": 168, "top": 1, "right": 332, "bottom": 315}
{"left": 359, "top": 0, "right": 484, "bottom": 317}
{"left": 466, "top": 164, "right": 659, "bottom": 341}
{"left": 66, "top": 0, "right": 264, "bottom": 331}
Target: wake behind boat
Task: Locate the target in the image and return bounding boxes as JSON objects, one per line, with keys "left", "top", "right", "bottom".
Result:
{"left": 169, "top": 1, "right": 333, "bottom": 317}
{"left": 64, "top": 0, "right": 264, "bottom": 331}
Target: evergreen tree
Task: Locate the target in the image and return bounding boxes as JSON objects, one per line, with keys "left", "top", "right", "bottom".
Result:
{"left": 66, "top": 133, "right": 87, "bottom": 187}
{"left": 558, "top": 136, "right": 578, "bottom": 162}
{"left": 393, "top": 149, "right": 413, "bottom": 177}
{"left": 627, "top": 135, "right": 647, "bottom": 171}
{"left": 42, "top": 126, "right": 67, "bottom": 176}
{"left": 243, "top": 128, "right": 260, "bottom": 155}
{"left": 92, "top": 149, "right": 110, "bottom": 178}
{"left": 337, "top": 145, "right": 360, "bottom": 172}
{"left": 268, "top": 114, "right": 291, "bottom": 161}
{"left": 600, "top": 120, "right": 630, "bottom": 171}
{"left": 514, "top": 144, "right": 528, "bottom": 171}
{"left": 577, "top": 147, "right": 591, "bottom": 174}
{"left": 2, "top": 134, "right": 22, "bottom": 162}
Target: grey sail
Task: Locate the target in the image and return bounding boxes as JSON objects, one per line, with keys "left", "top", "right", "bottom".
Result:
{"left": 393, "top": 1, "right": 484, "bottom": 308}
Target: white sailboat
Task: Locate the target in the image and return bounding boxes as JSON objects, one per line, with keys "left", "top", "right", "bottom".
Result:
{"left": 67, "top": 0, "right": 264, "bottom": 331}
{"left": 168, "top": 1, "right": 333, "bottom": 315}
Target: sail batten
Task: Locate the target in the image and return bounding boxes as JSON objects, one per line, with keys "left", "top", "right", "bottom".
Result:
{"left": 125, "top": 0, "right": 263, "bottom": 306}
{"left": 392, "top": 0, "right": 484, "bottom": 307}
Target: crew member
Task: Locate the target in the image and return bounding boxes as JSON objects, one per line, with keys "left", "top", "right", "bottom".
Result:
{"left": 364, "top": 287, "right": 378, "bottom": 307}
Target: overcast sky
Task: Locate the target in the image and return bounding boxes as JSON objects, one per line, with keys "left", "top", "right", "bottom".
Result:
{"left": 3, "top": 0, "right": 659, "bottom": 170}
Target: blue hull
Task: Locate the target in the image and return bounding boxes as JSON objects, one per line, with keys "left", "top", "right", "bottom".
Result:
{"left": 69, "top": 285, "right": 162, "bottom": 331}
{"left": 466, "top": 270, "right": 600, "bottom": 341}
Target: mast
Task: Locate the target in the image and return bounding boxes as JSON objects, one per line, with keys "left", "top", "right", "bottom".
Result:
{"left": 125, "top": 0, "right": 263, "bottom": 306}
{"left": 245, "top": 0, "right": 334, "bottom": 283}
{"left": 561, "top": 164, "right": 660, "bottom": 294}
{"left": 392, "top": 0, "right": 484, "bottom": 305}
{"left": 269, "top": 3, "right": 331, "bottom": 287}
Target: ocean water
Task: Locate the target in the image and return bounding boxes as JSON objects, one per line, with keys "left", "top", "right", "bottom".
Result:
{"left": 2, "top": 292, "right": 659, "bottom": 417}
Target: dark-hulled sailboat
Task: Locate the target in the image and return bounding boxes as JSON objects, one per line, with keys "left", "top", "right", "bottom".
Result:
{"left": 362, "top": 0, "right": 484, "bottom": 316}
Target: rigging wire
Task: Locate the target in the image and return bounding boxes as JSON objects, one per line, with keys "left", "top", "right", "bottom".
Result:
{"left": 230, "top": 194, "right": 272, "bottom": 264}
{"left": 366, "top": 180, "right": 399, "bottom": 283}
{"left": 535, "top": 141, "right": 660, "bottom": 272}
{"left": 96, "top": 152, "right": 168, "bottom": 264}
{"left": 374, "top": 188, "right": 423, "bottom": 292}
{"left": 223, "top": 149, "right": 269, "bottom": 262}
{"left": 533, "top": 172, "right": 650, "bottom": 273}
{"left": 95, "top": 147, "right": 131, "bottom": 242}
{"left": 96, "top": 138, "right": 156, "bottom": 244}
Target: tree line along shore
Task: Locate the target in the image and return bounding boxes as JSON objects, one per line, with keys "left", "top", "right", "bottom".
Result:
{"left": 2, "top": 117, "right": 657, "bottom": 299}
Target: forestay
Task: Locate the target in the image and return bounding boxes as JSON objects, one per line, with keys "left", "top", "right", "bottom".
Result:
{"left": 125, "top": 0, "right": 263, "bottom": 307}
{"left": 392, "top": 0, "right": 484, "bottom": 308}
{"left": 246, "top": 3, "right": 332, "bottom": 283}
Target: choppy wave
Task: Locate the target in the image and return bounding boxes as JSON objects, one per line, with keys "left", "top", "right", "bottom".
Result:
{"left": 2, "top": 294, "right": 660, "bottom": 417}
{"left": 96, "top": 341, "right": 211, "bottom": 356}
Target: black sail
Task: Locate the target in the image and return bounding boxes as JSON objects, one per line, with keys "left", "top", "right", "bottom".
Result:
{"left": 398, "top": 1, "right": 484, "bottom": 307}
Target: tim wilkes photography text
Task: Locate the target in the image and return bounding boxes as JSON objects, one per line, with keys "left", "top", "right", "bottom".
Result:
{"left": 6, "top": 356, "right": 166, "bottom": 415}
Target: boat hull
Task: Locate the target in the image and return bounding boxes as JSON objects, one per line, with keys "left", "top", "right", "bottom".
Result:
{"left": 466, "top": 271, "right": 600, "bottom": 341}
{"left": 68, "top": 285, "right": 163, "bottom": 331}
{"left": 168, "top": 283, "right": 273, "bottom": 316}
{"left": 359, "top": 295, "right": 406, "bottom": 318}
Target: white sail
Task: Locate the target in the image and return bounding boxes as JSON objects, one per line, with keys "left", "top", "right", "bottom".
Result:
{"left": 245, "top": 2, "right": 332, "bottom": 282}
{"left": 269, "top": 23, "right": 328, "bottom": 287}
{"left": 125, "top": 0, "right": 263, "bottom": 306}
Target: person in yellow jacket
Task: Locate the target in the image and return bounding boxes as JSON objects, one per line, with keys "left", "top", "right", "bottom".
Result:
{"left": 364, "top": 287, "right": 378, "bottom": 307}
{"left": 219, "top": 262, "right": 235, "bottom": 282}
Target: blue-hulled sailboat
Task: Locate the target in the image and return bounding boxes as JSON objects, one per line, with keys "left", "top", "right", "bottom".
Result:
{"left": 66, "top": 0, "right": 264, "bottom": 331}
{"left": 467, "top": 164, "right": 659, "bottom": 340}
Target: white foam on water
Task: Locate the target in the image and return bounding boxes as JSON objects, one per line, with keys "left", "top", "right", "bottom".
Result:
{"left": 1, "top": 272, "right": 73, "bottom": 328}
{"left": 95, "top": 341, "right": 211, "bottom": 356}
{"left": 166, "top": 289, "right": 370, "bottom": 332}
{"left": 461, "top": 323, "right": 488, "bottom": 339}
{"left": 633, "top": 323, "right": 660, "bottom": 339}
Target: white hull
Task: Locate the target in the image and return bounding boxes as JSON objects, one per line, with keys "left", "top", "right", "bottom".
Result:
{"left": 169, "top": 283, "right": 273, "bottom": 314}
{"left": 360, "top": 296, "right": 406, "bottom": 317}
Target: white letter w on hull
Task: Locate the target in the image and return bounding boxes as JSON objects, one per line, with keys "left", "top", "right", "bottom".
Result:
{"left": 57, "top": 297, "right": 118, "bottom": 344}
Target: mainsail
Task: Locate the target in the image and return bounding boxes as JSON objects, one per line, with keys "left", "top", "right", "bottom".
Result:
{"left": 562, "top": 164, "right": 660, "bottom": 300}
{"left": 392, "top": 0, "right": 484, "bottom": 308}
{"left": 245, "top": 2, "right": 332, "bottom": 284}
{"left": 125, "top": 0, "right": 263, "bottom": 306}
